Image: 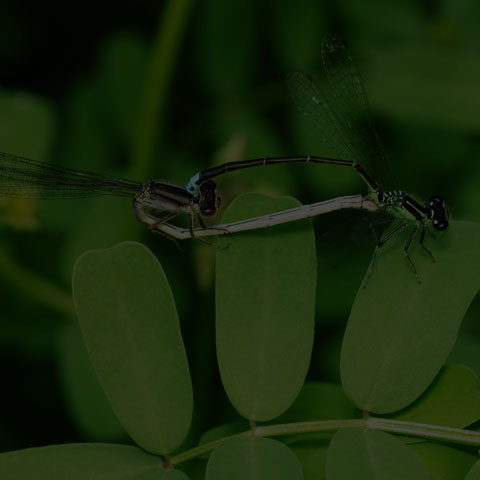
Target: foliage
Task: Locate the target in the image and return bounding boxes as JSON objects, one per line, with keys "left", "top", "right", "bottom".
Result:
{"left": 2, "top": 195, "right": 480, "bottom": 478}
{"left": 2, "top": 0, "right": 480, "bottom": 478}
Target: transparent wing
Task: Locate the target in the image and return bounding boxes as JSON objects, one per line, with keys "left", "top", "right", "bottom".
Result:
{"left": 0, "top": 152, "right": 141, "bottom": 198}
{"left": 287, "top": 71, "right": 362, "bottom": 166}
{"left": 321, "top": 37, "right": 394, "bottom": 189}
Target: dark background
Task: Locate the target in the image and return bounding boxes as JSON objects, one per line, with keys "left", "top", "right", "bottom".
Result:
{"left": 1, "top": 0, "right": 480, "bottom": 455}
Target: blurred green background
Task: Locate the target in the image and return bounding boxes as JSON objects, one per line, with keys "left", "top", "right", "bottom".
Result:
{"left": 1, "top": 0, "right": 480, "bottom": 455}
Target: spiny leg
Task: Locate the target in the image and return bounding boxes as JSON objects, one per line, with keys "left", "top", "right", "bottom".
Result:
{"left": 197, "top": 214, "right": 207, "bottom": 230}
{"left": 148, "top": 212, "right": 178, "bottom": 231}
{"left": 132, "top": 199, "right": 181, "bottom": 239}
{"left": 195, "top": 210, "right": 232, "bottom": 237}
{"left": 190, "top": 210, "right": 201, "bottom": 235}
{"left": 189, "top": 211, "right": 212, "bottom": 246}
{"left": 419, "top": 224, "right": 435, "bottom": 262}
{"left": 194, "top": 211, "right": 231, "bottom": 250}
{"left": 190, "top": 211, "right": 228, "bottom": 249}
{"left": 403, "top": 223, "right": 421, "bottom": 283}
{"left": 363, "top": 222, "right": 408, "bottom": 288}
{"left": 146, "top": 211, "right": 186, "bottom": 247}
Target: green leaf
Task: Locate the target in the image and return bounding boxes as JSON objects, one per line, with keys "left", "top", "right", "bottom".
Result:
{"left": 409, "top": 442, "right": 476, "bottom": 480}
{"left": 72, "top": 241, "right": 193, "bottom": 454}
{"left": 56, "top": 323, "right": 127, "bottom": 441}
{"left": 466, "top": 461, "right": 480, "bottom": 480}
{"left": 59, "top": 196, "right": 140, "bottom": 282}
{"left": 448, "top": 332, "right": 480, "bottom": 377}
{"left": 216, "top": 193, "right": 316, "bottom": 420}
{"left": 205, "top": 437, "right": 303, "bottom": 480}
{"left": 388, "top": 364, "right": 480, "bottom": 428}
{"left": 0, "top": 444, "right": 167, "bottom": 480}
{"left": 341, "top": 221, "right": 480, "bottom": 413}
{"left": 326, "top": 428, "right": 428, "bottom": 480}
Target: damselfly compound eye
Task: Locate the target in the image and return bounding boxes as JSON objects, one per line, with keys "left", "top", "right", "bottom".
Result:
{"left": 434, "top": 219, "right": 448, "bottom": 231}
{"left": 428, "top": 196, "right": 445, "bottom": 209}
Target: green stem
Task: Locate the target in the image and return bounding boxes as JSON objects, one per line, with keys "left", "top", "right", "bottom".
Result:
{"left": 367, "top": 417, "right": 480, "bottom": 446}
{"left": 170, "top": 417, "right": 480, "bottom": 466}
{"left": 0, "top": 252, "right": 73, "bottom": 317}
{"left": 130, "top": 0, "right": 194, "bottom": 180}
{"left": 170, "top": 419, "right": 366, "bottom": 465}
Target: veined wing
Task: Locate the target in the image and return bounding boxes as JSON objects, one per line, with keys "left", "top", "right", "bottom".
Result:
{"left": 0, "top": 152, "right": 141, "bottom": 198}
{"left": 287, "top": 71, "right": 363, "bottom": 167}
{"left": 321, "top": 37, "right": 394, "bottom": 190}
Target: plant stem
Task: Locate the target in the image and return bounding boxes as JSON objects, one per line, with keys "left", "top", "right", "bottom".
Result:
{"left": 169, "top": 417, "right": 480, "bottom": 466}
{"left": 367, "top": 417, "right": 480, "bottom": 446}
{"left": 170, "top": 419, "right": 365, "bottom": 465}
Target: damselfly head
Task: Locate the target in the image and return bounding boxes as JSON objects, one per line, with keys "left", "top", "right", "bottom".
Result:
{"left": 197, "top": 180, "right": 220, "bottom": 216}
{"left": 427, "top": 196, "right": 449, "bottom": 231}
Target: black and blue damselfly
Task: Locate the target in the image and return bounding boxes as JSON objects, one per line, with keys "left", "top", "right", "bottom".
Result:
{"left": 185, "top": 38, "right": 449, "bottom": 281}
{"left": 0, "top": 152, "right": 221, "bottom": 237}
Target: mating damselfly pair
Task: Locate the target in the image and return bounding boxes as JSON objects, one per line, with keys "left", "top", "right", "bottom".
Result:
{"left": 0, "top": 38, "right": 448, "bottom": 280}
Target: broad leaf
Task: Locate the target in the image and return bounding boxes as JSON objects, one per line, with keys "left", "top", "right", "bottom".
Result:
{"left": 206, "top": 437, "right": 303, "bottom": 480}
{"left": 409, "top": 442, "right": 476, "bottom": 479}
{"left": 341, "top": 221, "right": 480, "bottom": 413}
{"left": 73, "top": 241, "right": 193, "bottom": 454}
{"left": 466, "top": 461, "right": 480, "bottom": 480}
{"left": 216, "top": 193, "right": 316, "bottom": 420}
{"left": 0, "top": 444, "right": 172, "bottom": 480}
{"left": 326, "top": 428, "right": 428, "bottom": 479}
{"left": 389, "top": 364, "right": 480, "bottom": 428}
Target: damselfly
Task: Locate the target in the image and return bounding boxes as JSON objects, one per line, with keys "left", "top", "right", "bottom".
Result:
{"left": 153, "top": 194, "right": 378, "bottom": 239}
{"left": 186, "top": 38, "right": 449, "bottom": 280}
{"left": 0, "top": 152, "right": 378, "bottom": 242}
{"left": 0, "top": 152, "right": 221, "bottom": 235}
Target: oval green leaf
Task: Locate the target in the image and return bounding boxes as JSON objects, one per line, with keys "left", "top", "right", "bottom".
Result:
{"left": 326, "top": 428, "right": 428, "bottom": 480}
{"left": 0, "top": 444, "right": 167, "bottom": 479}
{"left": 72, "top": 241, "right": 193, "bottom": 454}
{"left": 466, "top": 461, "right": 480, "bottom": 480}
{"left": 206, "top": 437, "right": 303, "bottom": 480}
{"left": 216, "top": 193, "right": 316, "bottom": 421}
{"left": 389, "top": 364, "right": 480, "bottom": 428}
{"left": 56, "top": 323, "right": 127, "bottom": 441}
{"left": 341, "top": 221, "right": 480, "bottom": 413}
{"left": 409, "top": 442, "right": 476, "bottom": 479}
